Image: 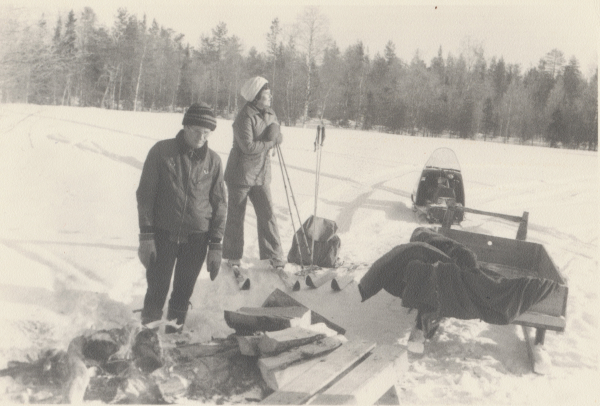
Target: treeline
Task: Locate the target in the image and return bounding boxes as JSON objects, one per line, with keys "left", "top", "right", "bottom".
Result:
{"left": 0, "top": 6, "right": 597, "bottom": 150}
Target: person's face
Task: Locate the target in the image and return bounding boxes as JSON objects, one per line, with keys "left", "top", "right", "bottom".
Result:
{"left": 184, "top": 125, "right": 211, "bottom": 148}
{"left": 255, "top": 88, "right": 272, "bottom": 109}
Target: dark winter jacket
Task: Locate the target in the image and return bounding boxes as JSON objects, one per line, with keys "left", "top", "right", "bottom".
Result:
{"left": 136, "top": 131, "right": 227, "bottom": 243}
{"left": 224, "top": 102, "right": 278, "bottom": 186}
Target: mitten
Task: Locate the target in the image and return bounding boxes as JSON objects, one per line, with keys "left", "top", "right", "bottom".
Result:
{"left": 207, "top": 243, "right": 222, "bottom": 281}
{"left": 138, "top": 233, "right": 156, "bottom": 269}
{"left": 263, "top": 123, "right": 282, "bottom": 144}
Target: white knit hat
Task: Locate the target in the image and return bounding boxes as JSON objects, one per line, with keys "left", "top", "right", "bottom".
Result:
{"left": 240, "top": 76, "right": 268, "bottom": 102}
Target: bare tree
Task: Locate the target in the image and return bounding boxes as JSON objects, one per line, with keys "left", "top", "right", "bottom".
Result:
{"left": 544, "top": 49, "right": 565, "bottom": 78}
{"left": 294, "top": 6, "right": 331, "bottom": 126}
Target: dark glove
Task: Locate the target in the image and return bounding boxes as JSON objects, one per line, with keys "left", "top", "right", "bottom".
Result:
{"left": 264, "top": 123, "right": 282, "bottom": 145}
{"left": 138, "top": 233, "right": 156, "bottom": 269}
{"left": 207, "top": 243, "right": 222, "bottom": 281}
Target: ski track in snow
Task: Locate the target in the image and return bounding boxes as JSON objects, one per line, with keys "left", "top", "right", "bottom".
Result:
{"left": 0, "top": 104, "right": 598, "bottom": 405}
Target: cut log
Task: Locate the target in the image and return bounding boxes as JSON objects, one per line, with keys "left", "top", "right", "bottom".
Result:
{"left": 236, "top": 334, "right": 264, "bottom": 356}
{"left": 259, "top": 340, "right": 376, "bottom": 405}
{"left": 309, "top": 345, "right": 408, "bottom": 405}
{"left": 306, "top": 270, "right": 337, "bottom": 289}
{"left": 262, "top": 289, "right": 346, "bottom": 335}
{"left": 257, "top": 326, "right": 332, "bottom": 356}
{"left": 224, "top": 306, "right": 311, "bottom": 333}
{"left": 259, "top": 335, "right": 347, "bottom": 390}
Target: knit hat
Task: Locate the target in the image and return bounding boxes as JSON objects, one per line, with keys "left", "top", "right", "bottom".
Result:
{"left": 240, "top": 76, "right": 268, "bottom": 102}
{"left": 182, "top": 102, "right": 216, "bottom": 131}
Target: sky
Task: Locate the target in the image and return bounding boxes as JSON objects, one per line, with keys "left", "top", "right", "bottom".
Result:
{"left": 2, "top": 0, "right": 599, "bottom": 75}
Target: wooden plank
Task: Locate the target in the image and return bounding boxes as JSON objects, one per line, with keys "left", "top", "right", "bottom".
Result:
{"left": 463, "top": 206, "right": 524, "bottom": 223}
{"left": 512, "top": 312, "right": 566, "bottom": 332}
{"left": 258, "top": 326, "right": 334, "bottom": 356}
{"left": 306, "top": 270, "right": 337, "bottom": 289}
{"left": 441, "top": 228, "right": 538, "bottom": 269}
{"left": 262, "top": 289, "right": 346, "bottom": 335}
{"left": 224, "top": 306, "right": 311, "bottom": 333}
{"left": 309, "top": 345, "right": 408, "bottom": 405}
{"left": 516, "top": 211, "right": 528, "bottom": 240}
{"left": 173, "top": 340, "right": 240, "bottom": 359}
{"left": 259, "top": 340, "right": 376, "bottom": 405}
{"left": 262, "top": 356, "right": 324, "bottom": 393}
{"left": 259, "top": 336, "right": 347, "bottom": 390}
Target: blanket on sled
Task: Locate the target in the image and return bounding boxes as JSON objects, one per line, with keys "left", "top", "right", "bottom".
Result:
{"left": 358, "top": 228, "right": 558, "bottom": 325}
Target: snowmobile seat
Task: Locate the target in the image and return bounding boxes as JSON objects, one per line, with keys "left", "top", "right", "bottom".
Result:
{"left": 432, "top": 186, "right": 456, "bottom": 203}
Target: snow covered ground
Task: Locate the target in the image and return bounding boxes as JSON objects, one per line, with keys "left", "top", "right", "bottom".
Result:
{"left": 0, "top": 103, "right": 597, "bottom": 404}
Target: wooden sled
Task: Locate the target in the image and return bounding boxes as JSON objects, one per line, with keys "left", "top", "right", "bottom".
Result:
{"left": 439, "top": 206, "right": 568, "bottom": 374}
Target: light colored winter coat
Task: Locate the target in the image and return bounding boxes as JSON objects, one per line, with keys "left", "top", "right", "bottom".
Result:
{"left": 224, "top": 102, "right": 278, "bottom": 186}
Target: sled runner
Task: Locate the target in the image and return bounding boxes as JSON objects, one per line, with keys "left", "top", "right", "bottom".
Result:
{"left": 412, "top": 147, "right": 465, "bottom": 224}
{"left": 438, "top": 206, "right": 567, "bottom": 374}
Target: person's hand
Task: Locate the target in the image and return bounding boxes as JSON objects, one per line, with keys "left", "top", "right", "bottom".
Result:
{"left": 264, "top": 123, "right": 281, "bottom": 143}
{"left": 138, "top": 234, "right": 156, "bottom": 269}
{"left": 207, "top": 243, "right": 222, "bottom": 281}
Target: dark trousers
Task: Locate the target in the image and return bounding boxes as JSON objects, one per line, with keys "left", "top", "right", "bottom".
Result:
{"left": 141, "top": 231, "right": 208, "bottom": 325}
{"left": 223, "top": 183, "right": 283, "bottom": 262}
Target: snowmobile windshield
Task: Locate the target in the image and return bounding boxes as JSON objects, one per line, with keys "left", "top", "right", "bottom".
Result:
{"left": 424, "top": 148, "right": 461, "bottom": 172}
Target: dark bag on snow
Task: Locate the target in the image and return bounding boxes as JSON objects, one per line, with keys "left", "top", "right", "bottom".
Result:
{"left": 287, "top": 216, "right": 341, "bottom": 268}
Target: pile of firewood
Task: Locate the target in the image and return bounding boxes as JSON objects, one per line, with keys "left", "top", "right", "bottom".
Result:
{"left": 224, "top": 305, "right": 347, "bottom": 392}
{"left": 0, "top": 324, "right": 264, "bottom": 404}
{"left": 0, "top": 290, "right": 348, "bottom": 404}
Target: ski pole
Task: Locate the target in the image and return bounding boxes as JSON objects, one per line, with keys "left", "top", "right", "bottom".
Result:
{"left": 311, "top": 125, "right": 324, "bottom": 266}
{"left": 276, "top": 143, "right": 311, "bottom": 267}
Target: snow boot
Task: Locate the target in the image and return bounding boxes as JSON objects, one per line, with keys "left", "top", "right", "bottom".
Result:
{"left": 407, "top": 326, "right": 425, "bottom": 354}
{"left": 141, "top": 309, "right": 162, "bottom": 332}
{"left": 165, "top": 307, "right": 187, "bottom": 334}
{"left": 270, "top": 258, "right": 286, "bottom": 271}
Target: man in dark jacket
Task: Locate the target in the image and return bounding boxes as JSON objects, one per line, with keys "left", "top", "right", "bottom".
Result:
{"left": 223, "top": 76, "right": 284, "bottom": 271}
{"left": 136, "top": 102, "right": 227, "bottom": 333}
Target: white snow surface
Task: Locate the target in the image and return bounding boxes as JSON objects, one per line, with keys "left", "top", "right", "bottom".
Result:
{"left": 0, "top": 103, "right": 598, "bottom": 404}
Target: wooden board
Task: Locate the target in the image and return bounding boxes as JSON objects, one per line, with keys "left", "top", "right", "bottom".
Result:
{"left": 259, "top": 336, "right": 347, "bottom": 390}
{"left": 224, "top": 306, "right": 311, "bottom": 333}
{"left": 260, "top": 340, "right": 376, "bottom": 405}
{"left": 258, "top": 327, "right": 328, "bottom": 356}
{"left": 262, "top": 289, "right": 346, "bottom": 335}
{"left": 438, "top": 228, "right": 568, "bottom": 331}
{"left": 309, "top": 345, "right": 408, "bottom": 405}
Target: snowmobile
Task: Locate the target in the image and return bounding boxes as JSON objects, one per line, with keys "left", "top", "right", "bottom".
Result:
{"left": 412, "top": 147, "right": 465, "bottom": 223}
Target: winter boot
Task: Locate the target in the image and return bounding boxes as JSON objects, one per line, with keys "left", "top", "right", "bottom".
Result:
{"left": 407, "top": 326, "right": 425, "bottom": 354}
{"left": 141, "top": 308, "right": 162, "bottom": 332}
{"left": 270, "top": 258, "right": 286, "bottom": 271}
{"left": 165, "top": 307, "right": 187, "bottom": 334}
